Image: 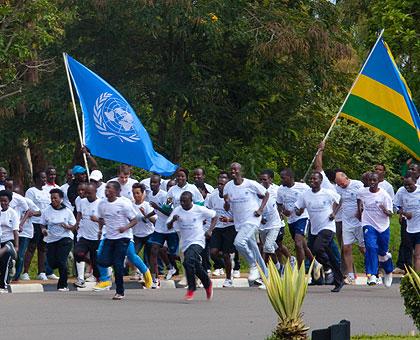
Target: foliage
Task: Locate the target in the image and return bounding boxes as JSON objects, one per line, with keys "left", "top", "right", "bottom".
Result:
{"left": 258, "top": 258, "right": 313, "bottom": 340}
{"left": 400, "top": 270, "right": 420, "bottom": 331}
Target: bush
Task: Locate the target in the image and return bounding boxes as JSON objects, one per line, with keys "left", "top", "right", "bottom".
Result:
{"left": 400, "top": 273, "right": 420, "bottom": 330}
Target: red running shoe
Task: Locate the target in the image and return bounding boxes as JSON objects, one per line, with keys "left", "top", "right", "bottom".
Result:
{"left": 205, "top": 281, "right": 213, "bottom": 300}
{"left": 184, "top": 290, "right": 194, "bottom": 301}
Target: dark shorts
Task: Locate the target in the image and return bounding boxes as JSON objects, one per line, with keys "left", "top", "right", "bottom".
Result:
{"left": 275, "top": 227, "right": 285, "bottom": 243}
{"left": 148, "top": 232, "right": 179, "bottom": 256}
{"left": 408, "top": 231, "right": 420, "bottom": 246}
{"left": 209, "top": 225, "right": 237, "bottom": 254}
{"left": 288, "top": 218, "right": 309, "bottom": 239}
{"left": 134, "top": 235, "right": 152, "bottom": 253}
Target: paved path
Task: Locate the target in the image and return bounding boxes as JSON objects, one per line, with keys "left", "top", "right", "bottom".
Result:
{"left": 0, "top": 285, "right": 416, "bottom": 339}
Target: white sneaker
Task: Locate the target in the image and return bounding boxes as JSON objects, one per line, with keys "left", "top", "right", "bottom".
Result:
{"left": 219, "top": 268, "right": 225, "bottom": 276}
{"left": 151, "top": 278, "right": 160, "bottom": 289}
{"left": 376, "top": 276, "right": 383, "bottom": 285}
{"left": 85, "top": 274, "right": 96, "bottom": 282}
{"left": 367, "top": 275, "right": 377, "bottom": 286}
{"left": 37, "top": 273, "right": 48, "bottom": 281}
{"left": 232, "top": 270, "right": 241, "bottom": 278}
{"left": 166, "top": 267, "right": 177, "bottom": 280}
{"left": 0, "top": 288, "right": 9, "bottom": 294}
{"left": 73, "top": 278, "right": 86, "bottom": 288}
{"left": 178, "top": 276, "right": 187, "bottom": 286}
{"left": 258, "top": 283, "right": 267, "bottom": 290}
{"left": 47, "top": 274, "right": 59, "bottom": 280}
{"left": 384, "top": 272, "right": 392, "bottom": 288}
{"left": 197, "top": 279, "right": 204, "bottom": 288}
{"left": 21, "top": 273, "right": 30, "bottom": 281}
{"left": 213, "top": 269, "right": 222, "bottom": 276}
{"left": 58, "top": 287, "right": 69, "bottom": 292}
{"left": 130, "top": 272, "right": 141, "bottom": 281}
{"left": 248, "top": 265, "right": 260, "bottom": 282}
{"left": 223, "top": 279, "right": 233, "bottom": 288}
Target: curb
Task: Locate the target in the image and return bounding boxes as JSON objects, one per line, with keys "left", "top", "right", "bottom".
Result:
{"left": 7, "top": 276, "right": 402, "bottom": 293}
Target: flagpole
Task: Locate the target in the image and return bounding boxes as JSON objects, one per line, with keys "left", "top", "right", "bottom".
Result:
{"left": 302, "top": 28, "right": 385, "bottom": 181}
{"left": 62, "top": 52, "right": 90, "bottom": 179}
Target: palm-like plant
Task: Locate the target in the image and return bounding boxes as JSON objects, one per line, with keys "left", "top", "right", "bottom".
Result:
{"left": 259, "top": 259, "right": 313, "bottom": 340}
{"left": 404, "top": 265, "right": 420, "bottom": 296}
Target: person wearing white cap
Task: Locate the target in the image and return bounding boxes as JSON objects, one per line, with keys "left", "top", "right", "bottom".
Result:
{"left": 90, "top": 170, "right": 106, "bottom": 199}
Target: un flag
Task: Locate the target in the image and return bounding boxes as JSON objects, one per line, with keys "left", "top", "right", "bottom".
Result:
{"left": 65, "top": 54, "right": 178, "bottom": 176}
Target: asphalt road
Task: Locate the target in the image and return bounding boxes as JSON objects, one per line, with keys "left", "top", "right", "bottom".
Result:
{"left": 0, "top": 285, "right": 416, "bottom": 339}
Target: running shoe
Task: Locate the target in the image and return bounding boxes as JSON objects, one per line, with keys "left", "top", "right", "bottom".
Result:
{"left": 383, "top": 272, "right": 393, "bottom": 288}
{"left": 344, "top": 276, "right": 354, "bottom": 285}
{"left": 331, "top": 281, "right": 344, "bottom": 293}
{"left": 213, "top": 269, "right": 222, "bottom": 276}
{"left": 85, "top": 274, "right": 96, "bottom": 282}
{"left": 47, "top": 274, "right": 59, "bottom": 280}
{"left": 93, "top": 281, "right": 112, "bottom": 291}
{"left": 232, "top": 270, "right": 241, "bottom": 278}
{"left": 223, "top": 279, "right": 233, "bottom": 288}
{"left": 313, "top": 260, "right": 322, "bottom": 281}
{"left": 367, "top": 275, "right": 377, "bottom": 286}
{"left": 184, "top": 290, "right": 194, "bottom": 301}
{"left": 130, "top": 272, "right": 141, "bottom": 281}
{"left": 0, "top": 288, "right": 9, "bottom": 294}
{"left": 248, "top": 265, "right": 260, "bottom": 282}
{"left": 166, "top": 267, "right": 177, "bottom": 280}
{"left": 151, "top": 278, "right": 161, "bottom": 289}
{"left": 21, "top": 273, "right": 30, "bottom": 281}
{"left": 392, "top": 267, "right": 405, "bottom": 275}
{"left": 37, "top": 273, "right": 48, "bottom": 281}
{"left": 205, "top": 281, "right": 213, "bottom": 300}
{"left": 58, "top": 287, "right": 70, "bottom": 292}
{"left": 112, "top": 294, "right": 124, "bottom": 300}
{"left": 73, "top": 278, "right": 86, "bottom": 288}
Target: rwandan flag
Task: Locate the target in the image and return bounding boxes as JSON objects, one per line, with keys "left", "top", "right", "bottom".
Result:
{"left": 341, "top": 38, "right": 420, "bottom": 159}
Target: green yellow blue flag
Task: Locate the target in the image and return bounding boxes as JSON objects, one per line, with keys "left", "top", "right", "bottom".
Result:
{"left": 341, "top": 38, "right": 420, "bottom": 159}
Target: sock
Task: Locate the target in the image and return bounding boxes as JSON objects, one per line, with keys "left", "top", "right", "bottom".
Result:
{"left": 76, "top": 261, "right": 85, "bottom": 281}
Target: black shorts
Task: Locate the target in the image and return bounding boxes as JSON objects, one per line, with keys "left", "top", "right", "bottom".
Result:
{"left": 209, "top": 225, "right": 237, "bottom": 254}
{"left": 74, "top": 237, "right": 100, "bottom": 261}
{"left": 275, "top": 227, "right": 285, "bottom": 243}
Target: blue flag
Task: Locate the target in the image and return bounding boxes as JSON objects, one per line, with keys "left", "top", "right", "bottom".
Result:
{"left": 65, "top": 54, "right": 178, "bottom": 176}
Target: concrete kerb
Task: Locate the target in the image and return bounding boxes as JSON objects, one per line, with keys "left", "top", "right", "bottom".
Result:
{"left": 7, "top": 275, "right": 402, "bottom": 293}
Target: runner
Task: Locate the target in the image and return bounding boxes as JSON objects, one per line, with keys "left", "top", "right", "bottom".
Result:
{"left": 95, "top": 181, "right": 139, "bottom": 300}
{"left": 0, "top": 190, "right": 19, "bottom": 293}
{"left": 60, "top": 168, "right": 73, "bottom": 209}
{"left": 167, "top": 168, "right": 204, "bottom": 208}
{"left": 108, "top": 164, "right": 138, "bottom": 200}
{"left": 73, "top": 183, "right": 101, "bottom": 288}
{"left": 394, "top": 176, "right": 420, "bottom": 271}
{"left": 40, "top": 188, "right": 76, "bottom": 291}
{"left": 223, "top": 162, "right": 269, "bottom": 283}
{"left": 167, "top": 191, "right": 217, "bottom": 301}
{"left": 276, "top": 168, "right": 322, "bottom": 278}
{"left": 295, "top": 171, "right": 344, "bottom": 292}
{"left": 207, "top": 174, "right": 235, "bottom": 287}
{"left": 335, "top": 172, "right": 365, "bottom": 284}
{"left": 357, "top": 172, "right": 393, "bottom": 287}
{"left": 43, "top": 166, "right": 60, "bottom": 191}
{"left": 148, "top": 174, "right": 179, "bottom": 288}
{"left": 193, "top": 168, "right": 214, "bottom": 193}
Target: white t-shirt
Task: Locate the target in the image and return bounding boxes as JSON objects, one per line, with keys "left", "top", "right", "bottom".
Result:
{"left": 149, "top": 190, "right": 173, "bottom": 234}
{"left": 320, "top": 170, "right": 342, "bottom": 222}
{"left": 60, "top": 183, "right": 72, "bottom": 209}
{"left": 357, "top": 187, "right": 393, "bottom": 232}
{"left": 205, "top": 190, "right": 234, "bottom": 229}
{"left": 379, "top": 180, "right": 394, "bottom": 200}
{"left": 40, "top": 206, "right": 76, "bottom": 243}
{"left": 223, "top": 178, "right": 267, "bottom": 229}
{"left": 98, "top": 197, "right": 137, "bottom": 240}
{"left": 277, "top": 182, "right": 310, "bottom": 223}
{"left": 167, "top": 183, "right": 204, "bottom": 208}
{"left": 132, "top": 201, "right": 155, "bottom": 237}
{"left": 108, "top": 177, "right": 138, "bottom": 200}
{"left": 10, "top": 192, "right": 29, "bottom": 219}
{"left": 25, "top": 187, "right": 51, "bottom": 224}
{"left": 167, "top": 205, "right": 216, "bottom": 252}
{"left": 20, "top": 198, "right": 40, "bottom": 239}
{"left": 194, "top": 183, "right": 215, "bottom": 195}
{"left": 140, "top": 177, "right": 170, "bottom": 201}
{"left": 260, "top": 196, "right": 284, "bottom": 230}
{"left": 75, "top": 196, "right": 83, "bottom": 213}
{"left": 43, "top": 183, "right": 60, "bottom": 193}
{"left": 295, "top": 188, "right": 340, "bottom": 235}
{"left": 417, "top": 177, "right": 420, "bottom": 186}
{"left": 394, "top": 186, "right": 420, "bottom": 233}
{"left": 0, "top": 207, "right": 19, "bottom": 242}
{"left": 77, "top": 198, "right": 101, "bottom": 241}
{"left": 96, "top": 183, "right": 106, "bottom": 200}
{"left": 336, "top": 180, "right": 363, "bottom": 229}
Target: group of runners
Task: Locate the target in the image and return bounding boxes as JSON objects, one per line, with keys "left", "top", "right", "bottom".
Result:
{"left": 0, "top": 143, "right": 419, "bottom": 300}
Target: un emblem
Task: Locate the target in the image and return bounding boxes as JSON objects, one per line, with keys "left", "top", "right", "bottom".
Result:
{"left": 93, "top": 92, "right": 140, "bottom": 143}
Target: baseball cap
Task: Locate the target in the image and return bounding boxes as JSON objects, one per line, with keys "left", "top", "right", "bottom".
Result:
{"left": 72, "top": 165, "right": 86, "bottom": 175}
{"left": 90, "top": 170, "right": 103, "bottom": 182}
